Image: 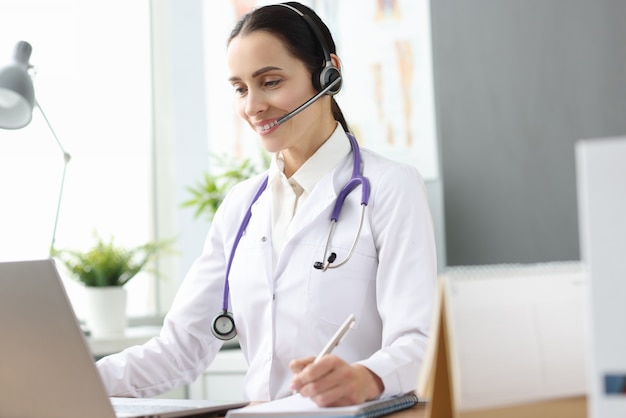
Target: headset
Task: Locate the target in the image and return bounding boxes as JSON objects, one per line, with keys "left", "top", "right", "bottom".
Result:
{"left": 277, "top": 3, "right": 342, "bottom": 96}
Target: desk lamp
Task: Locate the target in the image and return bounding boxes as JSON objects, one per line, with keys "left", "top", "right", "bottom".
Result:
{"left": 0, "top": 40, "right": 71, "bottom": 255}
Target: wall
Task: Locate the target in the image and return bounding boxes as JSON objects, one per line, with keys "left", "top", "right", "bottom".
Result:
{"left": 151, "top": 0, "right": 210, "bottom": 311}
{"left": 431, "top": 0, "right": 626, "bottom": 266}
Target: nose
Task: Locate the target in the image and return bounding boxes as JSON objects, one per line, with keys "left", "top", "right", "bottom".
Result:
{"left": 244, "top": 88, "right": 268, "bottom": 118}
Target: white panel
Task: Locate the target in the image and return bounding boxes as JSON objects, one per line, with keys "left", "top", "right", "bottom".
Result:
{"left": 576, "top": 136, "right": 626, "bottom": 418}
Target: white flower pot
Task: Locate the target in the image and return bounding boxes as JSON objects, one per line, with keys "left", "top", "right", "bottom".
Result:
{"left": 84, "top": 286, "right": 127, "bottom": 339}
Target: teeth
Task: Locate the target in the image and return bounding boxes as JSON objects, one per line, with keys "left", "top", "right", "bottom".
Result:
{"left": 258, "top": 121, "right": 277, "bottom": 132}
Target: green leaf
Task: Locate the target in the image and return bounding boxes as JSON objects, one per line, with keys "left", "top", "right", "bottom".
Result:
{"left": 182, "top": 149, "right": 269, "bottom": 221}
{"left": 51, "top": 233, "right": 175, "bottom": 287}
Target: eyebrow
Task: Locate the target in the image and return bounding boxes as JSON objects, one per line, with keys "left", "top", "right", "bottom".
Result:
{"left": 228, "top": 66, "right": 283, "bottom": 82}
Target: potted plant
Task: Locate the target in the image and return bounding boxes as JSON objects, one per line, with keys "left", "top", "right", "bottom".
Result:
{"left": 182, "top": 151, "right": 270, "bottom": 221}
{"left": 52, "top": 234, "right": 173, "bottom": 338}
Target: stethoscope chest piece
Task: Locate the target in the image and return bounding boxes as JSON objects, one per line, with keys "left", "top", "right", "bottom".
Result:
{"left": 211, "top": 311, "right": 237, "bottom": 340}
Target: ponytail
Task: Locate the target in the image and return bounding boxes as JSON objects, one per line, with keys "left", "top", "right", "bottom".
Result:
{"left": 331, "top": 98, "right": 350, "bottom": 133}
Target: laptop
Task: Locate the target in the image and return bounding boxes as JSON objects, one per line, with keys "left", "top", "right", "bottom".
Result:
{"left": 0, "top": 258, "right": 248, "bottom": 418}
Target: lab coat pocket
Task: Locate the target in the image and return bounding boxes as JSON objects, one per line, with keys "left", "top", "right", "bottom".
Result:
{"left": 307, "top": 252, "right": 376, "bottom": 327}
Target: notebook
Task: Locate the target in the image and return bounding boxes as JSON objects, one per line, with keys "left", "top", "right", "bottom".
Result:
{"left": 224, "top": 392, "right": 419, "bottom": 418}
{"left": 0, "top": 258, "right": 248, "bottom": 418}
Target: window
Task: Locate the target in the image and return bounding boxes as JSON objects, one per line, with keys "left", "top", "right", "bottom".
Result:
{"left": 0, "top": 1, "right": 157, "bottom": 318}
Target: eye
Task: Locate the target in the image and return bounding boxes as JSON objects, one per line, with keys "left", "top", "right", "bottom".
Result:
{"left": 264, "top": 78, "right": 282, "bottom": 88}
{"left": 232, "top": 84, "right": 247, "bottom": 97}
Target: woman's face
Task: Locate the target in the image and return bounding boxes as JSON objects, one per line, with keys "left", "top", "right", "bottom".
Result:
{"left": 227, "top": 30, "right": 335, "bottom": 159}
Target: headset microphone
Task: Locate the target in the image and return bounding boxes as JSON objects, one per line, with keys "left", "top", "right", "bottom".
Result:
{"left": 274, "top": 3, "right": 342, "bottom": 126}
{"left": 276, "top": 76, "right": 341, "bottom": 125}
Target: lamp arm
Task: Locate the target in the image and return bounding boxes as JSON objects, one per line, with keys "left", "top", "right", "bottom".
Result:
{"left": 36, "top": 100, "right": 71, "bottom": 256}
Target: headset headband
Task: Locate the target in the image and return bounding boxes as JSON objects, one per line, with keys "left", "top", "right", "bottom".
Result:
{"left": 275, "top": 3, "right": 342, "bottom": 95}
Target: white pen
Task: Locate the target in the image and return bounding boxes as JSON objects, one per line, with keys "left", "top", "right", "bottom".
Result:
{"left": 315, "top": 313, "right": 356, "bottom": 362}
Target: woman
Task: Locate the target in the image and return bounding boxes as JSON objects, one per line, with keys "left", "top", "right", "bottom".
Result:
{"left": 97, "top": 1, "right": 436, "bottom": 407}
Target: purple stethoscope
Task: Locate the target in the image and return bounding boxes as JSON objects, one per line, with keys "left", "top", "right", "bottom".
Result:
{"left": 211, "top": 133, "right": 371, "bottom": 340}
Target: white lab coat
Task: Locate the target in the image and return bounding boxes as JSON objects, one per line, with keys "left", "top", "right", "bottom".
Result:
{"left": 97, "top": 137, "right": 437, "bottom": 401}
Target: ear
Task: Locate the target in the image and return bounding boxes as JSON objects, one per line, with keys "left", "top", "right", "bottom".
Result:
{"left": 330, "top": 53, "right": 342, "bottom": 71}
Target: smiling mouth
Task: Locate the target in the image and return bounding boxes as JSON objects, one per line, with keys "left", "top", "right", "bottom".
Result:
{"left": 256, "top": 120, "right": 279, "bottom": 133}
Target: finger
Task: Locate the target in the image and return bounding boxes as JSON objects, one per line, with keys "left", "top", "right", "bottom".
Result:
{"left": 296, "top": 357, "right": 343, "bottom": 397}
{"left": 310, "top": 383, "right": 348, "bottom": 407}
{"left": 289, "top": 356, "right": 315, "bottom": 373}
{"left": 306, "top": 366, "right": 357, "bottom": 407}
{"left": 305, "top": 362, "right": 372, "bottom": 407}
{"left": 291, "top": 356, "right": 335, "bottom": 394}
{"left": 290, "top": 356, "right": 318, "bottom": 392}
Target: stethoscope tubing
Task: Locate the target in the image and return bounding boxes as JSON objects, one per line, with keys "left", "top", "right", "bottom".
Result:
{"left": 220, "top": 176, "right": 268, "bottom": 312}
{"left": 318, "top": 203, "right": 367, "bottom": 271}
{"left": 218, "top": 133, "right": 368, "bottom": 312}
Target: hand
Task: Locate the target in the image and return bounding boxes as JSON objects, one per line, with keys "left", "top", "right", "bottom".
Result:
{"left": 289, "top": 355, "right": 384, "bottom": 407}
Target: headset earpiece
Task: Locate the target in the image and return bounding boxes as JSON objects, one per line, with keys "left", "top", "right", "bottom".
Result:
{"left": 315, "top": 63, "right": 342, "bottom": 96}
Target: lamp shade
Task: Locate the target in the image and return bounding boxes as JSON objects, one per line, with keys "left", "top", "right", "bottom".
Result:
{"left": 0, "top": 41, "right": 35, "bottom": 129}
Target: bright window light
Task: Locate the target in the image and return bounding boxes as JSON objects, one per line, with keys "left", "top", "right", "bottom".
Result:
{"left": 0, "top": 1, "right": 156, "bottom": 319}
